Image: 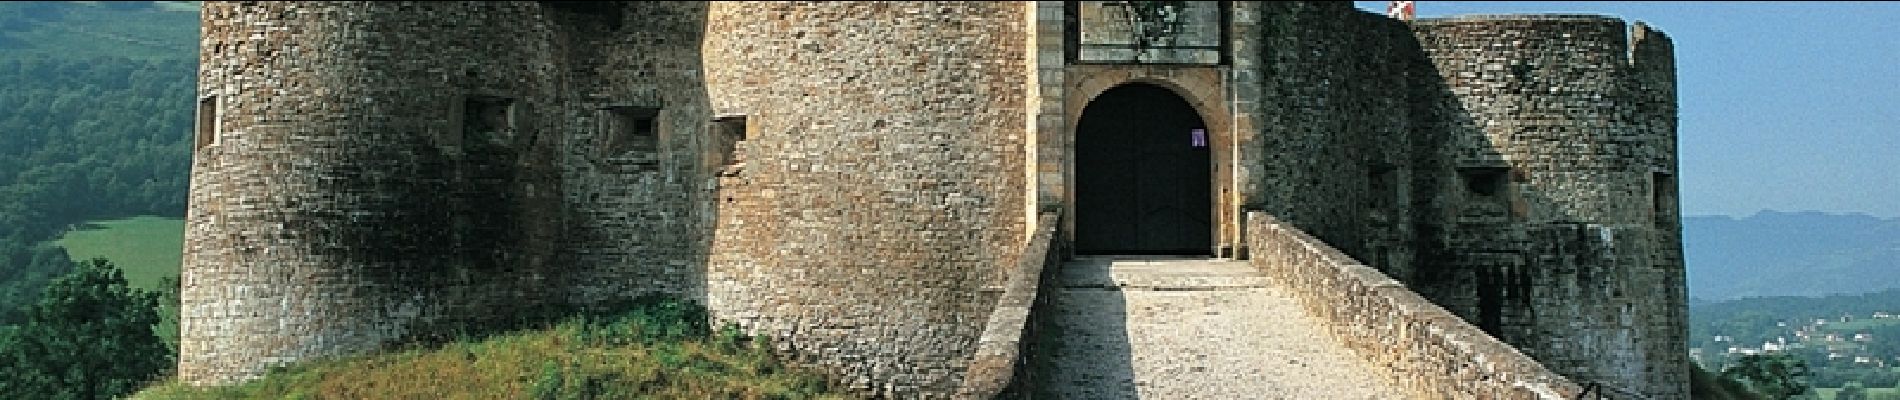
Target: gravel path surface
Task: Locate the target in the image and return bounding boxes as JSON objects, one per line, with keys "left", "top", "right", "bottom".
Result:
{"left": 1032, "top": 257, "right": 1405, "bottom": 399}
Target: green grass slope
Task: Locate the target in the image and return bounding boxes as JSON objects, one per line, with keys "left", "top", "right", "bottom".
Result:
{"left": 54, "top": 215, "right": 183, "bottom": 291}
{"left": 134, "top": 297, "right": 854, "bottom": 400}
{"left": 53, "top": 215, "right": 185, "bottom": 348}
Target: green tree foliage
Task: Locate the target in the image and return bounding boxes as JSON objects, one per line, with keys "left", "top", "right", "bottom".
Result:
{"left": 0, "top": 259, "right": 172, "bottom": 399}
{"left": 1838, "top": 382, "right": 1870, "bottom": 400}
{"left": 1694, "top": 360, "right": 1765, "bottom": 400}
{"left": 0, "top": 240, "right": 74, "bottom": 323}
{"left": 0, "top": 2, "right": 196, "bottom": 397}
{"left": 1723, "top": 354, "right": 1813, "bottom": 400}
{"left": 0, "top": 55, "right": 194, "bottom": 324}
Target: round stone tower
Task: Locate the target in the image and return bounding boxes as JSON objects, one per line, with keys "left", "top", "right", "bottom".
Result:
{"left": 699, "top": 2, "right": 1031, "bottom": 396}
{"left": 181, "top": 2, "right": 595, "bottom": 384}
{"left": 1410, "top": 15, "right": 1686, "bottom": 399}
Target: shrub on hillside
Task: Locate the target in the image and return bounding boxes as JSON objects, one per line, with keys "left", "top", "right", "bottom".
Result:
{"left": 0, "top": 258, "right": 171, "bottom": 400}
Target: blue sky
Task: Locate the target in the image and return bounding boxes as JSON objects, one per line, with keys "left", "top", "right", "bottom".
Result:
{"left": 1355, "top": 2, "right": 1900, "bottom": 218}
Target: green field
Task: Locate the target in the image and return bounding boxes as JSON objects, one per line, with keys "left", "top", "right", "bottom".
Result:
{"left": 53, "top": 215, "right": 186, "bottom": 347}
{"left": 55, "top": 216, "right": 184, "bottom": 291}
{"left": 1815, "top": 386, "right": 1900, "bottom": 399}
{"left": 1823, "top": 317, "right": 1900, "bottom": 333}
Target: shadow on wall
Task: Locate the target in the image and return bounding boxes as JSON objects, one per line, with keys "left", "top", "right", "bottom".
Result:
{"left": 1404, "top": 15, "right": 1685, "bottom": 399}
{"left": 538, "top": 1, "right": 720, "bottom": 318}
{"left": 1028, "top": 257, "right": 1138, "bottom": 398}
{"left": 366, "top": 1, "right": 725, "bottom": 345}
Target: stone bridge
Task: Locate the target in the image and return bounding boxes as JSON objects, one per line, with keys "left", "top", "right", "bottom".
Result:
{"left": 957, "top": 212, "right": 1593, "bottom": 399}
{"left": 1032, "top": 257, "right": 1404, "bottom": 398}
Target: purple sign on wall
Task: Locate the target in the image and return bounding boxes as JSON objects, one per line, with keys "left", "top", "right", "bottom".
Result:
{"left": 1191, "top": 128, "right": 1207, "bottom": 148}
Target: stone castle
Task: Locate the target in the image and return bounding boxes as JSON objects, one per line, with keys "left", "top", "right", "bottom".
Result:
{"left": 181, "top": 1, "right": 1688, "bottom": 398}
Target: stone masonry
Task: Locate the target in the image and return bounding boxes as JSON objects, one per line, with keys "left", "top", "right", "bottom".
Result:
{"left": 182, "top": 1, "right": 1688, "bottom": 398}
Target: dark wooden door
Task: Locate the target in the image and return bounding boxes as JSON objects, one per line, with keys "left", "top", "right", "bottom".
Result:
{"left": 1074, "top": 83, "right": 1211, "bottom": 255}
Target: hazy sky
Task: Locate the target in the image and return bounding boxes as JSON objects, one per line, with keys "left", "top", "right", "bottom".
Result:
{"left": 1354, "top": 1, "right": 1900, "bottom": 218}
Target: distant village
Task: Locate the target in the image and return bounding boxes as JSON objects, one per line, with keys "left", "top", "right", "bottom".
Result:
{"left": 1696, "top": 312, "right": 1900, "bottom": 368}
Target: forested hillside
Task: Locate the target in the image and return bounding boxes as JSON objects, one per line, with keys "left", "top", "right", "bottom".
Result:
{"left": 0, "top": 3, "right": 198, "bottom": 397}
{"left": 0, "top": 1, "right": 196, "bottom": 325}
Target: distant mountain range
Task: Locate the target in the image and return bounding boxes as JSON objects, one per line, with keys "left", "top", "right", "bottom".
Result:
{"left": 1686, "top": 210, "right": 1900, "bottom": 301}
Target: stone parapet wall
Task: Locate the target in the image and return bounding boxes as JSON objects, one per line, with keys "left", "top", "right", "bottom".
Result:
{"left": 955, "top": 212, "right": 1060, "bottom": 398}
{"left": 1246, "top": 212, "right": 1583, "bottom": 399}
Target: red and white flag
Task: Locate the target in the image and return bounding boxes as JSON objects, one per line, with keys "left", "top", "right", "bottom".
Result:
{"left": 1387, "top": 1, "right": 1416, "bottom": 21}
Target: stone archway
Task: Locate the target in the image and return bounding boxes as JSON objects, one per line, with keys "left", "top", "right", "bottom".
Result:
{"left": 1053, "top": 67, "right": 1236, "bottom": 256}
{"left": 1072, "top": 82, "right": 1213, "bottom": 254}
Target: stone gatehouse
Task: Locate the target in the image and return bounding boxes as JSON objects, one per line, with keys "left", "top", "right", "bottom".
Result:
{"left": 181, "top": 1, "right": 1687, "bottom": 398}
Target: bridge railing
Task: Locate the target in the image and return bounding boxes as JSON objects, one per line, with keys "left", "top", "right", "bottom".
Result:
{"left": 955, "top": 212, "right": 1062, "bottom": 399}
{"left": 1246, "top": 212, "right": 1586, "bottom": 399}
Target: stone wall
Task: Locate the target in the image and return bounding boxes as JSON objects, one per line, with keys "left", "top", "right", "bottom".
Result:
{"left": 181, "top": 2, "right": 1689, "bottom": 397}
{"left": 699, "top": 2, "right": 1031, "bottom": 397}
{"left": 955, "top": 213, "right": 1060, "bottom": 398}
{"left": 1411, "top": 14, "right": 1688, "bottom": 398}
{"left": 181, "top": 1, "right": 712, "bottom": 384}
{"left": 547, "top": 2, "right": 716, "bottom": 307}
{"left": 1247, "top": 2, "right": 1433, "bottom": 283}
{"left": 1247, "top": 212, "right": 1583, "bottom": 399}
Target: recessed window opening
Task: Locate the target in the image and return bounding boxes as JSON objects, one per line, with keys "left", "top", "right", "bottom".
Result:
{"left": 1461, "top": 167, "right": 1509, "bottom": 198}
{"left": 195, "top": 96, "right": 218, "bottom": 149}
{"left": 1652, "top": 172, "right": 1675, "bottom": 222}
{"left": 464, "top": 96, "right": 516, "bottom": 146}
{"left": 709, "top": 114, "right": 748, "bottom": 169}
{"left": 1367, "top": 163, "right": 1397, "bottom": 211}
{"left": 598, "top": 106, "right": 658, "bottom": 157}
{"left": 714, "top": 114, "right": 747, "bottom": 142}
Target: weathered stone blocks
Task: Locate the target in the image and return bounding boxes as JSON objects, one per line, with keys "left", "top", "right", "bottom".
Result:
{"left": 184, "top": 2, "right": 1685, "bottom": 398}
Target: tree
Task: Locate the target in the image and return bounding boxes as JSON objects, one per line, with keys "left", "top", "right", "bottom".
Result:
{"left": 0, "top": 258, "right": 173, "bottom": 400}
{"left": 1722, "top": 354, "right": 1813, "bottom": 400}
{"left": 1838, "top": 382, "right": 1869, "bottom": 400}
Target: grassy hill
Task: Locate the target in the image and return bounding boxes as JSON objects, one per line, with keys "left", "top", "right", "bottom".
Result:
{"left": 134, "top": 297, "right": 854, "bottom": 400}
{"left": 53, "top": 215, "right": 186, "bottom": 348}
{"left": 55, "top": 215, "right": 183, "bottom": 291}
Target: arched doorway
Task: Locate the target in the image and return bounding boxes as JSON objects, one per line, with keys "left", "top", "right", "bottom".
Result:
{"left": 1074, "top": 83, "right": 1212, "bottom": 255}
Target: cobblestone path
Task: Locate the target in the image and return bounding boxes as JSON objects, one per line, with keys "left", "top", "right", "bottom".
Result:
{"left": 1030, "top": 257, "right": 1404, "bottom": 399}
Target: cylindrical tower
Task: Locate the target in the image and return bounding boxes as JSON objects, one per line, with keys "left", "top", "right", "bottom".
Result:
{"left": 701, "top": 2, "right": 1032, "bottom": 397}
{"left": 182, "top": 2, "right": 573, "bottom": 384}
{"left": 1411, "top": 14, "right": 1686, "bottom": 399}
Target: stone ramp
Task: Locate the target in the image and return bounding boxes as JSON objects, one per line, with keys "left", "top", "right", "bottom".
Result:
{"left": 1031, "top": 257, "right": 1404, "bottom": 399}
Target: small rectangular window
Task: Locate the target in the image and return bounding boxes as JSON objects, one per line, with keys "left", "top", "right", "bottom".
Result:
{"left": 1653, "top": 172, "right": 1675, "bottom": 223}
{"left": 464, "top": 96, "right": 515, "bottom": 147}
{"left": 195, "top": 96, "right": 218, "bottom": 149}
{"left": 598, "top": 106, "right": 659, "bottom": 158}
{"left": 1461, "top": 167, "right": 1509, "bottom": 198}
{"left": 706, "top": 114, "right": 748, "bottom": 170}
{"left": 714, "top": 114, "right": 747, "bottom": 142}
{"left": 1367, "top": 164, "right": 1397, "bottom": 211}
